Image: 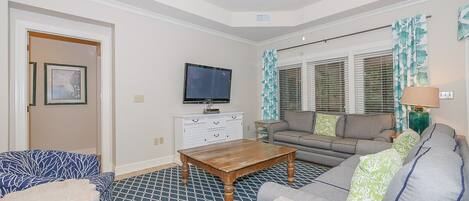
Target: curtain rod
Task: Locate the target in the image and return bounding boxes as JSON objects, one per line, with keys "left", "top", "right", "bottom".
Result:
{"left": 277, "top": 15, "right": 432, "bottom": 52}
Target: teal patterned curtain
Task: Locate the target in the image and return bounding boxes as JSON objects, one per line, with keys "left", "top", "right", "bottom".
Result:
{"left": 392, "top": 14, "right": 429, "bottom": 132}
{"left": 459, "top": 4, "right": 469, "bottom": 40}
{"left": 262, "top": 49, "right": 279, "bottom": 120}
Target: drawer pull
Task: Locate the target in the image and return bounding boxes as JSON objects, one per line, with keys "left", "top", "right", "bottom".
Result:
{"left": 214, "top": 133, "right": 220, "bottom": 137}
{"left": 213, "top": 121, "right": 220, "bottom": 125}
{"left": 232, "top": 116, "right": 237, "bottom": 119}
{"left": 192, "top": 119, "right": 199, "bottom": 123}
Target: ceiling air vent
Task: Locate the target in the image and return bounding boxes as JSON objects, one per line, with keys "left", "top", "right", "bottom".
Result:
{"left": 256, "top": 14, "right": 271, "bottom": 22}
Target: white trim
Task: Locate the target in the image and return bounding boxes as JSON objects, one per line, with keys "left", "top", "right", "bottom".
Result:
{"left": 258, "top": 0, "right": 430, "bottom": 46}
{"left": 91, "top": 0, "right": 256, "bottom": 45}
{"left": 347, "top": 53, "right": 356, "bottom": 113}
{"left": 278, "top": 62, "right": 302, "bottom": 70}
{"left": 115, "top": 155, "right": 174, "bottom": 176}
{"left": 11, "top": 19, "right": 114, "bottom": 172}
{"left": 465, "top": 38, "right": 469, "bottom": 141}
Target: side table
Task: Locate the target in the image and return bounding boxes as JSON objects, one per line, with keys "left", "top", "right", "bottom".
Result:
{"left": 254, "top": 120, "right": 281, "bottom": 143}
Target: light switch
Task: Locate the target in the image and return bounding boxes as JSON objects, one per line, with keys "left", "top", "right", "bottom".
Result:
{"left": 439, "top": 91, "right": 454, "bottom": 100}
{"left": 133, "top": 95, "right": 145, "bottom": 103}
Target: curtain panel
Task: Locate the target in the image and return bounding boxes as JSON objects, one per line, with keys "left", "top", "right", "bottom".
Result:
{"left": 392, "top": 14, "right": 429, "bottom": 132}
{"left": 261, "top": 49, "right": 279, "bottom": 120}
{"left": 459, "top": 4, "right": 469, "bottom": 40}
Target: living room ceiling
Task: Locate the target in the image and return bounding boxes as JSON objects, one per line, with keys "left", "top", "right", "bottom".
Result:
{"left": 110, "top": 0, "right": 410, "bottom": 42}
{"left": 203, "top": 0, "right": 322, "bottom": 12}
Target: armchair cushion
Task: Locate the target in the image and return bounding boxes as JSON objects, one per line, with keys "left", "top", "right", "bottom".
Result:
{"left": 0, "top": 150, "right": 114, "bottom": 201}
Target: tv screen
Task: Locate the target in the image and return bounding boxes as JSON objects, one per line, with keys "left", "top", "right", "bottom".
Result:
{"left": 183, "top": 63, "right": 232, "bottom": 104}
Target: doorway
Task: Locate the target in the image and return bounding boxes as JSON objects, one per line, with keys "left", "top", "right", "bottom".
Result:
{"left": 28, "top": 32, "right": 101, "bottom": 156}
{"left": 11, "top": 12, "right": 114, "bottom": 172}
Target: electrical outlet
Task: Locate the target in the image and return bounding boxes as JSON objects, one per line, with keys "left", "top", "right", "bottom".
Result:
{"left": 159, "top": 137, "right": 164, "bottom": 144}
{"left": 153, "top": 138, "right": 159, "bottom": 145}
{"left": 439, "top": 91, "right": 454, "bottom": 100}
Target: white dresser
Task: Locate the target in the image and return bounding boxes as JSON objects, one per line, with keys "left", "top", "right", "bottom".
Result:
{"left": 174, "top": 112, "right": 244, "bottom": 161}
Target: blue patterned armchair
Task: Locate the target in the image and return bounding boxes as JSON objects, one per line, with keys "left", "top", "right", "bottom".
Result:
{"left": 0, "top": 150, "right": 114, "bottom": 201}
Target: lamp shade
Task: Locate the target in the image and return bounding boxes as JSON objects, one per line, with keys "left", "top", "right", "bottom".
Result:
{"left": 401, "top": 87, "right": 440, "bottom": 108}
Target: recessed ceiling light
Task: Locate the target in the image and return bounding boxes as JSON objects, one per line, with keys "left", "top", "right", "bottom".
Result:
{"left": 302, "top": 36, "right": 306, "bottom": 41}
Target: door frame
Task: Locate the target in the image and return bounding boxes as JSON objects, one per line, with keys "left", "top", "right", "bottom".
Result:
{"left": 11, "top": 19, "right": 114, "bottom": 172}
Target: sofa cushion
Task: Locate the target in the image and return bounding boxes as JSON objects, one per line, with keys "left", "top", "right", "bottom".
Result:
{"left": 344, "top": 114, "right": 393, "bottom": 140}
{"left": 332, "top": 138, "right": 357, "bottom": 154}
{"left": 314, "top": 165, "right": 356, "bottom": 191}
{"left": 335, "top": 116, "right": 346, "bottom": 138}
{"left": 315, "top": 113, "right": 341, "bottom": 137}
{"left": 285, "top": 111, "right": 315, "bottom": 133}
{"left": 339, "top": 155, "right": 361, "bottom": 168}
{"left": 299, "top": 135, "right": 337, "bottom": 150}
{"left": 300, "top": 182, "right": 349, "bottom": 201}
{"left": 274, "top": 131, "right": 311, "bottom": 144}
{"left": 347, "top": 148, "right": 402, "bottom": 201}
{"left": 383, "top": 147, "right": 465, "bottom": 201}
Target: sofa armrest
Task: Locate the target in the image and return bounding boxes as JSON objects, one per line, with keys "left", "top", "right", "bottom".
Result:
{"left": 373, "top": 129, "right": 395, "bottom": 142}
{"left": 355, "top": 140, "right": 392, "bottom": 155}
{"left": 265, "top": 121, "right": 289, "bottom": 143}
{"left": 257, "top": 182, "right": 329, "bottom": 201}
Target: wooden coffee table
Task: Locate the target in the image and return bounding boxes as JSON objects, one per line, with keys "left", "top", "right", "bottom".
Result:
{"left": 178, "top": 139, "right": 297, "bottom": 201}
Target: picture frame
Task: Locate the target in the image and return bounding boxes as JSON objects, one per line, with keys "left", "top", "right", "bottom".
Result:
{"left": 29, "top": 62, "right": 37, "bottom": 106}
{"left": 44, "top": 63, "right": 87, "bottom": 105}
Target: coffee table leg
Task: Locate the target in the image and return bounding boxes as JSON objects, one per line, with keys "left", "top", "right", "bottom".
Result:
{"left": 287, "top": 152, "right": 295, "bottom": 184}
{"left": 224, "top": 182, "right": 234, "bottom": 201}
{"left": 181, "top": 154, "right": 189, "bottom": 185}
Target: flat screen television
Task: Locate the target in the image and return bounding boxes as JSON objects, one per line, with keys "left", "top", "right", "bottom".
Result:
{"left": 183, "top": 63, "right": 232, "bottom": 104}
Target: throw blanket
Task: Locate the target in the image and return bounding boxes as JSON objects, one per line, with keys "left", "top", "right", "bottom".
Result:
{"left": 0, "top": 179, "right": 99, "bottom": 201}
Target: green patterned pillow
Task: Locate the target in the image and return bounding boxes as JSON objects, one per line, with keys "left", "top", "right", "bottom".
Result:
{"left": 392, "top": 129, "right": 420, "bottom": 161}
{"left": 346, "top": 148, "right": 402, "bottom": 201}
{"left": 314, "top": 113, "right": 339, "bottom": 137}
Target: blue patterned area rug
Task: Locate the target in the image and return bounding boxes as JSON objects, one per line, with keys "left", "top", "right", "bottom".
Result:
{"left": 112, "top": 161, "right": 330, "bottom": 201}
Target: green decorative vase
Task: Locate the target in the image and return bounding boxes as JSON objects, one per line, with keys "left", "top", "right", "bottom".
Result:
{"left": 409, "top": 107, "right": 429, "bottom": 134}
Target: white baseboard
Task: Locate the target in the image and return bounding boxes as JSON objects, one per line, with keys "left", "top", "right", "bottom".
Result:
{"left": 115, "top": 155, "right": 174, "bottom": 176}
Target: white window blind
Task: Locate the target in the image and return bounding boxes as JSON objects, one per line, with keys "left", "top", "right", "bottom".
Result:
{"left": 355, "top": 50, "right": 394, "bottom": 114}
{"left": 310, "top": 57, "right": 348, "bottom": 113}
{"left": 279, "top": 64, "right": 302, "bottom": 120}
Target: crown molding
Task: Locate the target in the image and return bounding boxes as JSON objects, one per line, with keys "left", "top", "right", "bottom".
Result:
{"left": 90, "top": 0, "right": 257, "bottom": 45}
{"left": 256, "top": 0, "right": 431, "bottom": 46}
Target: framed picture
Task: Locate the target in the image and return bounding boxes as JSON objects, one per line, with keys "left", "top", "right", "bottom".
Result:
{"left": 29, "top": 62, "right": 37, "bottom": 106}
{"left": 45, "top": 63, "right": 87, "bottom": 105}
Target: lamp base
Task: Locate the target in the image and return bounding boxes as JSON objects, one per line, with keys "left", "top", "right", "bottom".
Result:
{"left": 409, "top": 109, "right": 429, "bottom": 134}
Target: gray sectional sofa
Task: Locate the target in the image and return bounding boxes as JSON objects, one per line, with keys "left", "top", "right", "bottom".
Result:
{"left": 258, "top": 123, "right": 468, "bottom": 201}
{"left": 267, "top": 111, "right": 395, "bottom": 166}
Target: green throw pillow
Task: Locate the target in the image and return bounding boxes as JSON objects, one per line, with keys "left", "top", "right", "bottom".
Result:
{"left": 392, "top": 129, "right": 420, "bottom": 161}
{"left": 314, "top": 113, "right": 339, "bottom": 137}
{"left": 346, "top": 148, "right": 402, "bottom": 201}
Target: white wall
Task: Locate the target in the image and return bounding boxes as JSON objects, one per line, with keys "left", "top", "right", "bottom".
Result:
{"left": 29, "top": 37, "right": 99, "bottom": 153}
{"left": 7, "top": 0, "right": 259, "bottom": 172}
{"left": 259, "top": 0, "right": 469, "bottom": 136}
{"left": 0, "top": 1, "right": 9, "bottom": 153}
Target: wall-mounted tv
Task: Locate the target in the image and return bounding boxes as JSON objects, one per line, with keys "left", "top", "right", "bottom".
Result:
{"left": 183, "top": 63, "right": 232, "bottom": 104}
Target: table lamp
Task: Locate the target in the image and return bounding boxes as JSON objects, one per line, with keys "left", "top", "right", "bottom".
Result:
{"left": 401, "top": 87, "right": 440, "bottom": 134}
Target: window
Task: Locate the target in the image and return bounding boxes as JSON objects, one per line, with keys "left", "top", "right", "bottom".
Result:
{"left": 279, "top": 64, "right": 302, "bottom": 120}
{"left": 311, "top": 58, "right": 347, "bottom": 112}
{"left": 355, "top": 50, "right": 394, "bottom": 114}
